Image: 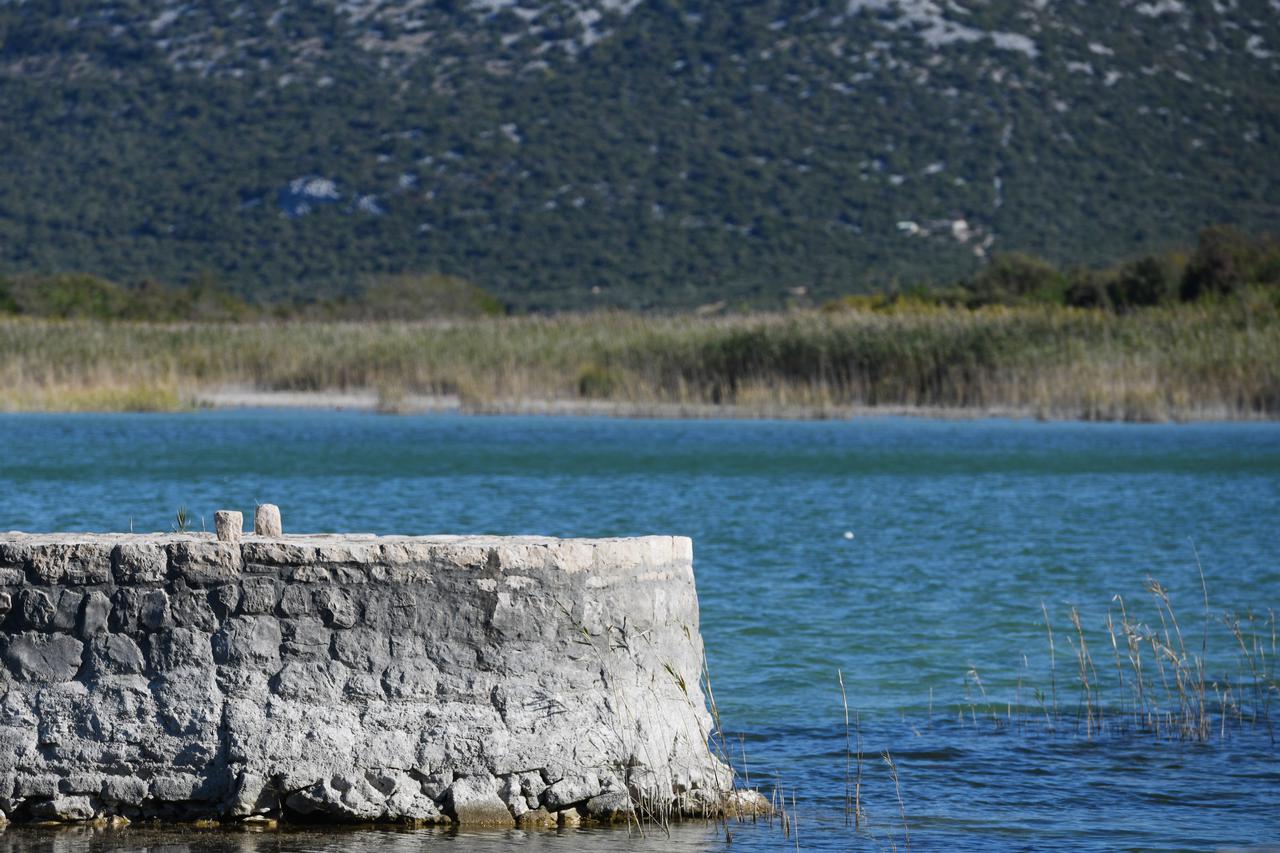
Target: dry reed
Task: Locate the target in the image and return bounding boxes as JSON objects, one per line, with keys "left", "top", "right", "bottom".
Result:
{"left": 1, "top": 300, "right": 1277, "bottom": 419}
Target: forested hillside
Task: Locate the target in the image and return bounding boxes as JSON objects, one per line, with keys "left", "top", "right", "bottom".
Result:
{"left": 1, "top": 0, "right": 1277, "bottom": 310}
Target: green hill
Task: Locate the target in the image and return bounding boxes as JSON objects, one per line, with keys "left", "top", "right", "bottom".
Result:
{"left": 1, "top": 0, "right": 1277, "bottom": 310}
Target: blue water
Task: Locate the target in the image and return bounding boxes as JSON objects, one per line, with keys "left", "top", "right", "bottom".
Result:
{"left": 1, "top": 412, "right": 1278, "bottom": 851}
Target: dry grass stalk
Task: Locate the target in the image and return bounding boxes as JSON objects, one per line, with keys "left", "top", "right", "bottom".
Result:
{"left": 1, "top": 300, "right": 1277, "bottom": 419}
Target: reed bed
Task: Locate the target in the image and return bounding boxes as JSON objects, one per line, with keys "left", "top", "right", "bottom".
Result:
{"left": 953, "top": 578, "right": 1277, "bottom": 743}
{"left": 1, "top": 299, "right": 1278, "bottom": 419}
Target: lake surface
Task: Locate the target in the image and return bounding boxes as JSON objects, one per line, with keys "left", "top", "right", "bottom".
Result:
{"left": 1, "top": 412, "right": 1278, "bottom": 851}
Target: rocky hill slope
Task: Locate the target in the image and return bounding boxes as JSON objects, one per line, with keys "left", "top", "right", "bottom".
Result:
{"left": 1, "top": 0, "right": 1276, "bottom": 309}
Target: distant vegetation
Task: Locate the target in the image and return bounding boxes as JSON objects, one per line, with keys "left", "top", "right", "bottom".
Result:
{"left": 2, "top": 226, "right": 1275, "bottom": 321}
{"left": 1, "top": 1, "right": 1277, "bottom": 309}
{"left": 0, "top": 272, "right": 505, "bottom": 322}
{"left": 2, "top": 227, "right": 1277, "bottom": 420}
{"left": 827, "top": 226, "right": 1280, "bottom": 314}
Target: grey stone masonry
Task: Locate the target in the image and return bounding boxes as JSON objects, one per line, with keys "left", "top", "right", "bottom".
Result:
{"left": 0, "top": 532, "right": 747, "bottom": 827}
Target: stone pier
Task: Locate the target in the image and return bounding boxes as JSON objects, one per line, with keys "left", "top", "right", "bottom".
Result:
{"left": 0, "top": 532, "right": 742, "bottom": 827}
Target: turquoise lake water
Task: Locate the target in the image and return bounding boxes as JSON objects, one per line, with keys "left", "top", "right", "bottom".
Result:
{"left": 1, "top": 411, "right": 1278, "bottom": 851}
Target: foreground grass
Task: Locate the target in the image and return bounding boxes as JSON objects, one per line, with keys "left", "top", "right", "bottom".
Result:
{"left": 2, "top": 299, "right": 1278, "bottom": 420}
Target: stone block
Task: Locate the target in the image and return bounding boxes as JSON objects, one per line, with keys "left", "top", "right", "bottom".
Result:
{"left": 542, "top": 773, "right": 601, "bottom": 810}
{"left": 417, "top": 769, "right": 453, "bottom": 801}
{"left": 238, "top": 577, "right": 279, "bottom": 615}
{"left": 242, "top": 540, "right": 309, "bottom": 567}
{"left": 208, "top": 583, "right": 241, "bottom": 617}
{"left": 150, "top": 774, "right": 201, "bottom": 801}
{"left": 0, "top": 542, "right": 29, "bottom": 571}
{"left": 270, "top": 660, "right": 347, "bottom": 702}
{"left": 29, "top": 544, "right": 112, "bottom": 585}
{"left": 109, "top": 588, "right": 170, "bottom": 633}
{"left": 78, "top": 591, "right": 111, "bottom": 638}
{"left": 380, "top": 660, "right": 438, "bottom": 700}
{"left": 585, "top": 790, "right": 633, "bottom": 822}
{"left": 497, "top": 774, "right": 527, "bottom": 819}
{"left": 14, "top": 775, "right": 60, "bottom": 798}
{"left": 101, "top": 775, "right": 148, "bottom": 806}
{"left": 212, "top": 617, "right": 281, "bottom": 668}
{"left": 16, "top": 589, "right": 56, "bottom": 630}
{"left": 4, "top": 633, "right": 83, "bottom": 681}
{"left": 281, "top": 617, "right": 330, "bottom": 661}
{"left": 168, "top": 588, "right": 218, "bottom": 632}
{"left": 277, "top": 584, "right": 313, "bottom": 617}
{"left": 518, "top": 806, "right": 557, "bottom": 827}
{"left": 51, "top": 589, "right": 84, "bottom": 633}
{"left": 331, "top": 628, "right": 389, "bottom": 673}
{"left": 229, "top": 770, "right": 277, "bottom": 817}
{"left": 147, "top": 628, "right": 215, "bottom": 671}
{"left": 28, "top": 794, "right": 96, "bottom": 821}
{"left": 445, "top": 774, "right": 514, "bottom": 828}
{"left": 87, "top": 634, "right": 146, "bottom": 676}
{"left": 285, "top": 774, "right": 383, "bottom": 821}
{"left": 167, "top": 540, "right": 242, "bottom": 585}
{"left": 214, "top": 511, "right": 243, "bottom": 544}
{"left": 112, "top": 543, "right": 167, "bottom": 584}
{"left": 317, "top": 588, "right": 357, "bottom": 628}
{"left": 59, "top": 772, "right": 106, "bottom": 795}
{"left": 254, "top": 504, "right": 283, "bottom": 537}
{"left": 366, "top": 769, "right": 443, "bottom": 823}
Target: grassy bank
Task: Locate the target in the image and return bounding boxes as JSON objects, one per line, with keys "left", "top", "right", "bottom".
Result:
{"left": 2, "top": 298, "right": 1278, "bottom": 420}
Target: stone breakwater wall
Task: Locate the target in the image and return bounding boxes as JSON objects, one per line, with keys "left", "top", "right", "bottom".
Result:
{"left": 0, "top": 533, "right": 735, "bottom": 827}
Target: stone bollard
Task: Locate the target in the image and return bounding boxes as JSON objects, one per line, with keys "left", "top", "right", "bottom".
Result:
{"left": 214, "top": 511, "right": 243, "bottom": 544}
{"left": 254, "top": 504, "right": 283, "bottom": 537}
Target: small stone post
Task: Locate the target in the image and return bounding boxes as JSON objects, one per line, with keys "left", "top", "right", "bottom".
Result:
{"left": 214, "top": 510, "right": 243, "bottom": 544}
{"left": 255, "top": 504, "right": 283, "bottom": 536}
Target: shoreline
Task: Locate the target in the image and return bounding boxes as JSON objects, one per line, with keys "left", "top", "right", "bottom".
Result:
{"left": 192, "top": 387, "right": 1266, "bottom": 423}
{"left": 2, "top": 308, "right": 1276, "bottom": 423}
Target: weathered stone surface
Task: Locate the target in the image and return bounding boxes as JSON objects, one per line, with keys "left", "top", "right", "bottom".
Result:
{"left": 148, "top": 628, "right": 214, "bottom": 671}
{"left": 101, "top": 775, "right": 148, "bottom": 806}
{"left": 229, "top": 771, "right": 276, "bottom": 817}
{"left": 28, "top": 544, "right": 112, "bottom": 585}
{"left": 212, "top": 617, "right": 282, "bottom": 668}
{"left": 380, "top": 770, "right": 444, "bottom": 824}
{"left": 112, "top": 542, "right": 167, "bottom": 584}
{"left": 29, "top": 794, "right": 95, "bottom": 821}
{"left": 87, "top": 634, "right": 145, "bottom": 676}
{"left": 215, "top": 511, "right": 244, "bottom": 544}
{"left": 317, "top": 588, "right": 357, "bottom": 628}
{"left": 519, "top": 806, "right": 557, "bottom": 827}
{"left": 169, "top": 588, "right": 218, "bottom": 632}
{"left": 238, "top": 577, "right": 278, "bottom": 615}
{"left": 4, "top": 632, "right": 83, "bottom": 681}
{"left": 167, "top": 540, "right": 242, "bottom": 585}
{"left": 446, "top": 774, "right": 514, "bottom": 827}
{"left": 17, "top": 589, "right": 56, "bottom": 630}
{"left": 78, "top": 591, "right": 111, "bottom": 638}
{"left": 110, "top": 588, "right": 170, "bottom": 633}
{"left": 0, "top": 531, "right": 732, "bottom": 827}
{"left": 585, "top": 790, "right": 634, "bottom": 823}
{"left": 254, "top": 504, "right": 283, "bottom": 537}
{"left": 543, "top": 773, "right": 601, "bottom": 810}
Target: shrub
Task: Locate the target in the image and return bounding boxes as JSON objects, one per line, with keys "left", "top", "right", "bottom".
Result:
{"left": 1108, "top": 256, "right": 1172, "bottom": 310}
{"left": 963, "top": 253, "right": 1063, "bottom": 306}
{"left": 342, "top": 274, "right": 506, "bottom": 320}
{"left": 1063, "top": 269, "right": 1111, "bottom": 310}
{"left": 1181, "top": 226, "right": 1255, "bottom": 301}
